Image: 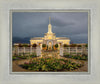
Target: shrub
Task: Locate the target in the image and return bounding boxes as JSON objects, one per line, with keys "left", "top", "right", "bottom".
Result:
{"left": 70, "top": 44, "right": 77, "bottom": 47}
{"left": 42, "top": 44, "right": 46, "bottom": 47}
{"left": 64, "top": 54, "right": 88, "bottom": 60}
{"left": 85, "top": 44, "right": 88, "bottom": 47}
{"left": 63, "top": 44, "right": 69, "bottom": 47}
{"left": 18, "top": 44, "right": 23, "bottom": 47}
{"left": 32, "top": 44, "right": 37, "bottom": 47}
{"left": 22, "top": 44, "right": 29, "bottom": 47}
{"left": 27, "top": 45, "right": 31, "bottom": 47}
{"left": 55, "top": 44, "right": 58, "bottom": 48}
{"left": 77, "top": 45, "right": 82, "bottom": 47}
{"left": 12, "top": 56, "right": 17, "bottom": 60}
{"left": 30, "top": 54, "right": 37, "bottom": 58}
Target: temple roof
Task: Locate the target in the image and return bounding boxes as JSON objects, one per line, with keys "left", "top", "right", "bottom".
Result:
{"left": 56, "top": 37, "right": 70, "bottom": 40}
{"left": 30, "top": 37, "right": 70, "bottom": 40}
{"left": 30, "top": 37, "right": 43, "bottom": 40}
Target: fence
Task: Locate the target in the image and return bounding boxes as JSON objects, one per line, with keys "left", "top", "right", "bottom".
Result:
{"left": 12, "top": 47, "right": 88, "bottom": 56}
{"left": 12, "top": 47, "right": 37, "bottom": 56}
{"left": 63, "top": 47, "right": 88, "bottom": 55}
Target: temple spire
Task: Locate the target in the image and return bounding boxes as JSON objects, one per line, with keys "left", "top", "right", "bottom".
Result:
{"left": 48, "top": 16, "right": 52, "bottom": 33}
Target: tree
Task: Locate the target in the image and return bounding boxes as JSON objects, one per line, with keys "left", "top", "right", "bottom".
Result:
{"left": 85, "top": 44, "right": 88, "bottom": 47}
{"left": 32, "top": 44, "right": 37, "bottom": 47}
{"left": 77, "top": 45, "right": 82, "bottom": 47}
{"left": 18, "top": 43, "right": 23, "bottom": 47}
{"left": 63, "top": 44, "right": 69, "bottom": 47}
{"left": 55, "top": 44, "right": 58, "bottom": 48}
{"left": 70, "top": 44, "right": 77, "bottom": 47}
{"left": 42, "top": 44, "right": 46, "bottom": 47}
{"left": 42, "top": 44, "right": 47, "bottom": 50}
{"left": 23, "top": 44, "right": 29, "bottom": 47}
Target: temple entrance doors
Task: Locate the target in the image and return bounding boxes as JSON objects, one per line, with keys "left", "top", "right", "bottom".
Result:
{"left": 48, "top": 41, "right": 52, "bottom": 50}
{"left": 47, "top": 40, "right": 53, "bottom": 50}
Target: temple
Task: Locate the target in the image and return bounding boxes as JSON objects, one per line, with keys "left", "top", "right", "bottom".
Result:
{"left": 30, "top": 17, "right": 70, "bottom": 50}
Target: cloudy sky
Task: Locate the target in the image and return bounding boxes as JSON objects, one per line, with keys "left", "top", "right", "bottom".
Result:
{"left": 12, "top": 12, "right": 88, "bottom": 43}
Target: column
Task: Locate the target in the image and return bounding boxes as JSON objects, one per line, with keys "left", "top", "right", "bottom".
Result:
{"left": 60, "top": 47, "right": 63, "bottom": 56}
{"left": 36, "top": 46, "right": 41, "bottom": 56}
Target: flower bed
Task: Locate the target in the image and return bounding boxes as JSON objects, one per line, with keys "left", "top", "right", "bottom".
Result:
{"left": 20, "top": 57, "right": 84, "bottom": 71}
{"left": 64, "top": 54, "right": 88, "bottom": 61}
{"left": 12, "top": 54, "right": 37, "bottom": 60}
{"left": 12, "top": 56, "right": 27, "bottom": 60}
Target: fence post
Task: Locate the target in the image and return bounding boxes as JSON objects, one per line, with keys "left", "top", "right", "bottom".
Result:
{"left": 69, "top": 47, "right": 70, "bottom": 54}
{"left": 18, "top": 47, "right": 19, "bottom": 56}
{"left": 30, "top": 47, "right": 32, "bottom": 54}
{"left": 24, "top": 47, "right": 25, "bottom": 54}
{"left": 36, "top": 46, "right": 41, "bottom": 56}
{"left": 76, "top": 47, "right": 77, "bottom": 55}
{"left": 81, "top": 47, "right": 83, "bottom": 55}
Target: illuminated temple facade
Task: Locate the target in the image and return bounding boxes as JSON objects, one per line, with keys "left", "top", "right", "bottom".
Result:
{"left": 30, "top": 17, "right": 70, "bottom": 50}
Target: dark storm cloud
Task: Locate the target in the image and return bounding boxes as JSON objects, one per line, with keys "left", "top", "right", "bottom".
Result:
{"left": 51, "top": 17, "right": 75, "bottom": 27}
{"left": 12, "top": 12, "right": 88, "bottom": 43}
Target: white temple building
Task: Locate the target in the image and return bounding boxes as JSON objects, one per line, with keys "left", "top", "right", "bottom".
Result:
{"left": 30, "top": 17, "right": 70, "bottom": 50}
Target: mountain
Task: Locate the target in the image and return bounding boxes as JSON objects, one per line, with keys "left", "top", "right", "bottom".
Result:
{"left": 12, "top": 37, "right": 88, "bottom": 44}
{"left": 12, "top": 37, "right": 31, "bottom": 44}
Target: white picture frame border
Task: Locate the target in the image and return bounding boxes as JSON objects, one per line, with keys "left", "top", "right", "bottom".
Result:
{"left": 0, "top": 0, "right": 100, "bottom": 84}
{"left": 9, "top": 9, "right": 90, "bottom": 75}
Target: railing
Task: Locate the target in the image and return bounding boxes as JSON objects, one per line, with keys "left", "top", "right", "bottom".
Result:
{"left": 63, "top": 47, "right": 88, "bottom": 55}
{"left": 12, "top": 47, "right": 37, "bottom": 56}
{"left": 12, "top": 47, "right": 88, "bottom": 56}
